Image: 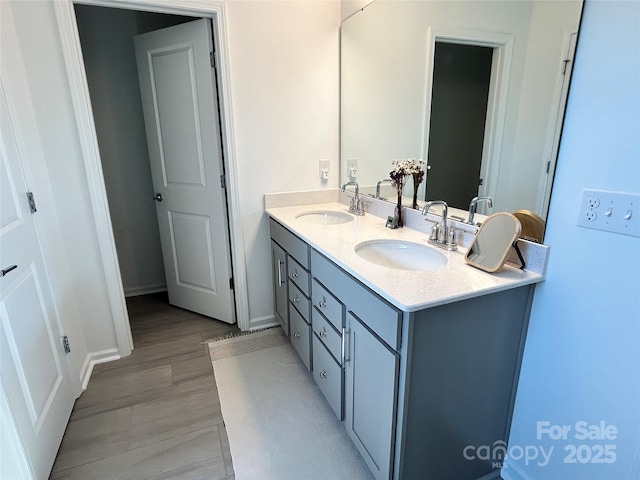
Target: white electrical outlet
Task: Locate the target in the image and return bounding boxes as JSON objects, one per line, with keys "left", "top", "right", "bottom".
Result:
{"left": 577, "top": 188, "right": 640, "bottom": 237}
{"left": 319, "top": 159, "right": 330, "bottom": 181}
{"left": 346, "top": 158, "right": 358, "bottom": 180}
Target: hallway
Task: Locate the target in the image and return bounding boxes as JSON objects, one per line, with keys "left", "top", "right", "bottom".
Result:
{"left": 50, "top": 293, "right": 239, "bottom": 479}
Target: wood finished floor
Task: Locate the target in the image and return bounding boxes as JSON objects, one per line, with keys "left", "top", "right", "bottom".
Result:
{"left": 50, "top": 293, "right": 240, "bottom": 480}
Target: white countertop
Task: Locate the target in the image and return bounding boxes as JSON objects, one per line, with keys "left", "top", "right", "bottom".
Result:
{"left": 266, "top": 202, "right": 545, "bottom": 312}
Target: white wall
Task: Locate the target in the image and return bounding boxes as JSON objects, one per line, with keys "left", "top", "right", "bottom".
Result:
{"left": 341, "top": 0, "right": 372, "bottom": 22}
{"left": 74, "top": 6, "right": 166, "bottom": 297}
{"left": 504, "top": 1, "right": 640, "bottom": 479}
{"left": 5, "top": 0, "right": 340, "bottom": 352}
{"left": 225, "top": 0, "right": 340, "bottom": 326}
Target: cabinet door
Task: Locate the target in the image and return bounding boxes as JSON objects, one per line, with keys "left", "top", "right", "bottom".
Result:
{"left": 345, "top": 313, "right": 398, "bottom": 480}
{"left": 271, "top": 240, "right": 288, "bottom": 335}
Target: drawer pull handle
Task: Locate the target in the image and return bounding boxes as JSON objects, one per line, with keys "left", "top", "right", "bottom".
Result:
{"left": 342, "top": 328, "right": 350, "bottom": 366}
{"left": 319, "top": 370, "right": 327, "bottom": 379}
{"left": 277, "top": 260, "right": 284, "bottom": 287}
{"left": 293, "top": 331, "right": 300, "bottom": 339}
{"left": 318, "top": 329, "right": 326, "bottom": 338}
{"left": 318, "top": 298, "right": 326, "bottom": 309}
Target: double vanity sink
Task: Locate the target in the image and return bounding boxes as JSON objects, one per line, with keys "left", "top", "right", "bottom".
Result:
{"left": 266, "top": 199, "right": 546, "bottom": 480}
{"left": 298, "top": 208, "right": 449, "bottom": 270}
{"left": 272, "top": 203, "right": 542, "bottom": 311}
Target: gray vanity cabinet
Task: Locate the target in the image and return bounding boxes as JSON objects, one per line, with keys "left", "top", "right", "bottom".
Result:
{"left": 345, "top": 312, "right": 399, "bottom": 480}
{"left": 310, "top": 279, "right": 345, "bottom": 420}
{"left": 269, "top": 219, "right": 312, "bottom": 369}
{"left": 269, "top": 218, "right": 534, "bottom": 480}
{"left": 312, "top": 249, "right": 401, "bottom": 480}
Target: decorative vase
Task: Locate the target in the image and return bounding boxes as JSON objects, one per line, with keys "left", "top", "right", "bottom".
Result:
{"left": 394, "top": 193, "right": 404, "bottom": 228}
{"left": 412, "top": 173, "right": 420, "bottom": 210}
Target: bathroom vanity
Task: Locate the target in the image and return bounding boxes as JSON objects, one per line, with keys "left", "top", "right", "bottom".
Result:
{"left": 266, "top": 200, "right": 546, "bottom": 480}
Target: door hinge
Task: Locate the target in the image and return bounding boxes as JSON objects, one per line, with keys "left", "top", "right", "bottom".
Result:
{"left": 210, "top": 51, "right": 216, "bottom": 69}
{"left": 220, "top": 174, "right": 226, "bottom": 189}
{"left": 61, "top": 335, "right": 71, "bottom": 354}
{"left": 26, "top": 192, "right": 37, "bottom": 213}
{"left": 546, "top": 161, "right": 551, "bottom": 174}
{"left": 478, "top": 178, "right": 484, "bottom": 186}
{"left": 229, "top": 277, "right": 234, "bottom": 290}
{"left": 562, "top": 59, "right": 571, "bottom": 75}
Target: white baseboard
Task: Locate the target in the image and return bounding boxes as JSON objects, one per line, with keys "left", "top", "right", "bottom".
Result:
{"left": 249, "top": 314, "right": 278, "bottom": 331}
{"left": 79, "top": 348, "right": 121, "bottom": 391}
{"left": 124, "top": 284, "right": 167, "bottom": 297}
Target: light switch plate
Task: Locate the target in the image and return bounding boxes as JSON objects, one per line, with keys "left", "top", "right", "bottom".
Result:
{"left": 577, "top": 189, "right": 640, "bottom": 237}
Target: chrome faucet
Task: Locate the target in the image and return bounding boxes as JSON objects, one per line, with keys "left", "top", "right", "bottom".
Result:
{"left": 375, "top": 179, "right": 393, "bottom": 199}
{"left": 467, "top": 196, "right": 493, "bottom": 225}
{"left": 341, "top": 181, "right": 365, "bottom": 216}
{"left": 422, "top": 200, "right": 457, "bottom": 251}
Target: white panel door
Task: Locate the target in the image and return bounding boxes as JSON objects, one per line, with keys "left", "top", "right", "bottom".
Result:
{"left": 134, "top": 19, "right": 235, "bottom": 324}
{"left": 0, "top": 84, "right": 75, "bottom": 479}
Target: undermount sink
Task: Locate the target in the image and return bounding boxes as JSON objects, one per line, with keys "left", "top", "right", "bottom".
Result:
{"left": 355, "top": 239, "right": 448, "bottom": 271}
{"left": 295, "top": 210, "right": 354, "bottom": 225}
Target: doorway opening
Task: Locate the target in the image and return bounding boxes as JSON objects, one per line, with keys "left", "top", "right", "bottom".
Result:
{"left": 419, "top": 27, "right": 513, "bottom": 214}
{"left": 424, "top": 41, "right": 493, "bottom": 208}
{"left": 74, "top": 4, "right": 237, "bottom": 332}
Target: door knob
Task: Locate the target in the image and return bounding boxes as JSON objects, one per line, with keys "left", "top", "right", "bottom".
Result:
{"left": 153, "top": 193, "right": 163, "bottom": 202}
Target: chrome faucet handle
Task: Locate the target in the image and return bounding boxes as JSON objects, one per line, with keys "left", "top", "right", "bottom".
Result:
{"left": 447, "top": 228, "right": 458, "bottom": 251}
{"left": 429, "top": 223, "right": 440, "bottom": 241}
{"left": 438, "top": 224, "right": 449, "bottom": 244}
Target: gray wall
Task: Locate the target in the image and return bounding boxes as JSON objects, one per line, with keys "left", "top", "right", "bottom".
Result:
{"left": 505, "top": 1, "right": 640, "bottom": 478}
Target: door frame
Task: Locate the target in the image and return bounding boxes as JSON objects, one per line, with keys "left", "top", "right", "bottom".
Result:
{"left": 534, "top": 32, "right": 578, "bottom": 219}
{"left": 52, "top": 0, "right": 250, "bottom": 348}
{"left": 420, "top": 26, "right": 513, "bottom": 208}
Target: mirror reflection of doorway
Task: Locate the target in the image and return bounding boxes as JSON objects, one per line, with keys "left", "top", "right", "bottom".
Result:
{"left": 424, "top": 42, "right": 493, "bottom": 208}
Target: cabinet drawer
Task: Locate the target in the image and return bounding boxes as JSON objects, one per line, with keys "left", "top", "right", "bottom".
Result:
{"left": 311, "top": 279, "right": 343, "bottom": 332}
{"left": 288, "top": 280, "right": 310, "bottom": 322}
{"left": 288, "top": 256, "right": 310, "bottom": 296}
{"left": 290, "top": 307, "right": 311, "bottom": 371}
{"left": 312, "top": 335, "right": 343, "bottom": 420}
{"left": 269, "top": 218, "right": 310, "bottom": 269}
{"left": 312, "top": 308, "right": 342, "bottom": 363}
{"left": 312, "top": 250, "right": 402, "bottom": 350}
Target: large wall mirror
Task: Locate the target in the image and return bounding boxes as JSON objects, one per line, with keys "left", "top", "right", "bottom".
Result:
{"left": 341, "top": 0, "right": 583, "bottom": 221}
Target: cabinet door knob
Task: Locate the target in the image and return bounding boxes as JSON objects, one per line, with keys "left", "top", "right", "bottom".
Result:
{"left": 293, "top": 331, "right": 300, "bottom": 339}
{"left": 291, "top": 271, "right": 299, "bottom": 278}
{"left": 318, "top": 329, "right": 326, "bottom": 338}
{"left": 292, "top": 296, "right": 299, "bottom": 304}
{"left": 319, "top": 370, "right": 327, "bottom": 379}
{"left": 318, "top": 298, "right": 326, "bottom": 308}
